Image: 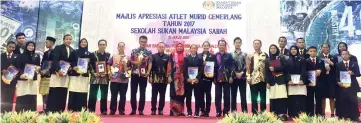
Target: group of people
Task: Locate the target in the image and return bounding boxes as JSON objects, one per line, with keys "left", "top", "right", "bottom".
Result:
{"left": 1, "top": 33, "right": 360, "bottom": 121}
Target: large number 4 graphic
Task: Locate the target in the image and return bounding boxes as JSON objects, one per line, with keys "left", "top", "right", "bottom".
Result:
{"left": 339, "top": 6, "right": 355, "bottom": 37}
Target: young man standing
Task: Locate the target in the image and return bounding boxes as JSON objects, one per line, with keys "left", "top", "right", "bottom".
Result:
{"left": 278, "top": 36, "right": 289, "bottom": 56}
{"left": 14, "top": 32, "right": 26, "bottom": 54}
{"left": 129, "top": 36, "right": 152, "bottom": 115}
{"left": 296, "top": 38, "right": 309, "bottom": 58}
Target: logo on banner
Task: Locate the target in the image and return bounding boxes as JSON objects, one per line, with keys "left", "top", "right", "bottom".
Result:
{"left": 203, "top": 1, "right": 242, "bottom": 10}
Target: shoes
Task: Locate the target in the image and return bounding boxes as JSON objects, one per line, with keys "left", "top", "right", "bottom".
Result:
{"left": 331, "top": 114, "right": 335, "bottom": 117}
{"left": 203, "top": 113, "right": 209, "bottom": 117}
{"left": 158, "top": 111, "right": 164, "bottom": 115}
{"left": 151, "top": 111, "right": 156, "bottom": 115}
{"left": 187, "top": 112, "right": 192, "bottom": 117}
{"left": 109, "top": 111, "right": 116, "bottom": 115}
{"left": 216, "top": 113, "right": 222, "bottom": 117}
{"left": 194, "top": 112, "right": 200, "bottom": 118}
{"left": 101, "top": 112, "right": 108, "bottom": 115}
{"left": 223, "top": 112, "right": 229, "bottom": 116}
{"left": 129, "top": 111, "right": 136, "bottom": 115}
{"left": 119, "top": 111, "right": 125, "bottom": 115}
{"left": 139, "top": 111, "right": 144, "bottom": 115}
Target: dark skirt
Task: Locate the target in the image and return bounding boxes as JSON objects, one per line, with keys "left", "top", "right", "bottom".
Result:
{"left": 270, "top": 98, "right": 287, "bottom": 115}
{"left": 170, "top": 96, "right": 185, "bottom": 114}
{"left": 15, "top": 95, "right": 37, "bottom": 112}
{"left": 322, "top": 75, "right": 336, "bottom": 98}
{"left": 68, "top": 92, "right": 88, "bottom": 112}
{"left": 336, "top": 87, "right": 359, "bottom": 120}
{"left": 288, "top": 95, "right": 306, "bottom": 117}
{"left": 47, "top": 87, "right": 68, "bottom": 112}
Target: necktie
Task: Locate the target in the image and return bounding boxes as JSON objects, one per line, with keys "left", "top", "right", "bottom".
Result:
{"left": 325, "top": 55, "right": 328, "bottom": 59}
{"left": 300, "top": 50, "right": 303, "bottom": 55}
{"left": 281, "top": 48, "right": 284, "bottom": 55}
{"left": 312, "top": 58, "right": 316, "bottom": 67}
{"left": 7, "top": 54, "right": 11, "bottom": 60}
{"left": 345, "top": 61, "right": 349, "bottom": 70}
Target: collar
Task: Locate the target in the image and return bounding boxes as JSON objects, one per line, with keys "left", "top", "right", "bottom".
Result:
{"left": 191, "top": 54, "right": 197, "bottom": 57}
{"left": 323, "top": 53, "right": 329, "bottom": 57}
{"left": 343, "top": 60, "right": 350, "bottom": 64}
{"left": 158, "top": 52, "right": 165, "bottom": 56}
{"left": 6, "top": 52, "right": 12, "bottom": 56}
{"left": 310, "top": 57, "right": 317, "bottom": 61}
{"left": 234, "top": 50, "right": 242, "bottom": 54}
{"left": 253, "top": 51, "right": 263, "bottom": 55}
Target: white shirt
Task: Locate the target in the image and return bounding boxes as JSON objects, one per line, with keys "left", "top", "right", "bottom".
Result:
{"left": 6, "top": 52, "right": 13, "bottom": 58}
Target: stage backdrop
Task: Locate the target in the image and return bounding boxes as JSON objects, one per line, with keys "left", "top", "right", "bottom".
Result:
{"left": 81, "top": 0, "right": 270, "bottom": 103}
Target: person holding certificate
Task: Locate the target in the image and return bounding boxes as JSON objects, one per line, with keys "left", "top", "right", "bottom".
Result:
{"left": 230, "top": 37, "right": 248, "bottom": 113}
{"left": 305, "top": 46, "right": 325, "bottom": 116}
{"left": 47, "top": 34, "right": 75, "bottom": 112}
{"left": 67, "top": 38, "right": 92, "bottom": 112}
{"left": 169, "top": 42, "right": 187, "bottom": 117}
{"left": 265, "top": 44, "right": 288, "bottom": 121}
{"left": 286, "top": 46, "right": 307, "bottom": 118}
{"left": 318, "top": 43, "right": 337, "bottom": 117}
{"left": 183, "top": 44, "right": 202, "bottom": 117}
{"left": 335, "top": 50, "right": 360, "bottom": 121}
{"left": 88, "top": 39, "right": 111, "bottom": 115}
{"left": 14, "top": 41, "right": 40, "bottom": 112}
{"left": 198, "top": 41, "right": 216, "bottom": 117}
{"left": 108, "top": 42, "right": 131, "bottom": 115}
{"left": 39, "top": 36, "right": 56, "bottom": 113}
{"left": 129, "top": 36, "right": 152, "bottom": 115}
{"left": 1, "top": 41, "right": 18, "bottom": 113}
{"left": 246, "top": 39, "right": 268, "bottom": 114}
{"left": 148, "top": 42, "right": 173, "bottom": 115}
{"left": 214, "top": 40, "right": 233, "bottom": 117}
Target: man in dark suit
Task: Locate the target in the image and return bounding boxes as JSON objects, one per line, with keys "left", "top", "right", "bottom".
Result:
{"left": 296, "top": 38, "right": 309, "bottom": 58}
{"left": 1, "top": 41, "right": 18, "bottom": 113}
{"left": 278, "top": 36, "right": 289, "bottom": 56}
{"left": 305, "top": 46, "right": 325, "bottom": 116}
{"left": 13, "top": 33, "right": 26, "bottom": 54}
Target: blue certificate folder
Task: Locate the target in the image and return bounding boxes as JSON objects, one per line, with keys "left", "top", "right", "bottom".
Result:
{"left": 77, "top": 58, "right": 89, "bottom": 73}
{"left": 340, "top": 71, "right": 351, "bottom": 84}
{"left": 308, "top": 71, "right": 316, "bottom": 84}
{"left": 3, "top": 66, "right": 19, "bottom": 82}
{"left": 24, "top": 64, "right": 36, "bottom": 79}
{"left": 41, "top": 61, "right": 52, "bottom": 74}
{"left": 59, "top": 60, "right": 71, "bottom": 75}
{"left": 188, "top": 67, "right": 198, "bottom": 79}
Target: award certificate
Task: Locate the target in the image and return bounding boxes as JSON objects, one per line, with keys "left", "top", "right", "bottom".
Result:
{"left": 96, "top": 61, "right": 106, "bottom": 73}
{"left": 24, "top": 64, "right": 36, "bottom": 79}
{"left": 2, "top": 66, "right": 19, "bottom": 84}
{"left": 188, "top": 67, "right": 198, "bottom": 79}
{"left": 77, "top": 58, "right": 89, "bottom": 73}
{"left": 291, "top": 74, "right": 301, "bottom": 84}
{"left": 340, "top": 71, "right": 351, "bottom": 84}
{"left": 204, "top": 61, "right": 214, "bottom": 77}
{"left": 308, "top": 71, "right": 316, "bottom": 84}
{"left": 41, "top": 61, "right": 52, "bottom": 74}
{"left": 59, "top": 60, "right": 71, "bottom": 75}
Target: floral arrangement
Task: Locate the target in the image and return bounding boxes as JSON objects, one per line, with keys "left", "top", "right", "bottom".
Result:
{"left": 292, "top": 113, "right": 353, "bottom": 123}
{"left": 0, "top": 109, "right": 101, "bottom": 123}
{"left": 218, "top": 111, "right": 282, "bottom": 123}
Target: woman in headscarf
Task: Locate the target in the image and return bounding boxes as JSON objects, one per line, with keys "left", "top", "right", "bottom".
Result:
{"left": 286, "top": 45, "right": 307, "bottom": 118}
{"left": 15, "top": 41, "right": 41, "bottom": 112}
{"left": 67, "top": 38, "right": 92, "bottom": 111}
{"left": 337, "top": 42, "right": 358, "bottom": 63}
{"left": 266, "top": 44, "right": 288, "bottom": 121}
{"left": 169, "top": 42, "right": 187, "bottom": 116}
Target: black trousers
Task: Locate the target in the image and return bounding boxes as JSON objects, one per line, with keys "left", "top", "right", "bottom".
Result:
{"left": 68, "top": 92, "right": 88, "bottom": 112}
{"left": 88, "top": 84, "right": 109, "bottom": 113}
{"left": 47, "top": 87, "right": 68, "bottom": 112}
{"left": 1, "top": 83, "right": 15, "bottom": 113}
{"left": 15, "top": 95, "right": 37, "bottom": 112}
{"left": 199, "top": 79, "right": 212, "bottom": 114}
{"left": 288, "top": 95, "right": 306, "bottom": 117}
{"left": 306, "top": 86, "right": 323, "bottom": 116}
{"left": 110, "top": 82, "right": 128, "bottom": 113}
{"left": 215, "top": 82, "right": 231, "bottom": 114}
{"left": 151, "top": 83, "right": 167, "bottom": 111}
{"left": 130, "top": 75, "right": 148, "bottom": 112}
{"left": 250, "top": 82, "right": 266, "bottom": 114}
{"left": 185, "top": 82, "right": 201, "bottom": 114}
{"left": 270, "top": 98, "right": 287, "bottom": 115}
{"left": 231, "top": 79, "right": 247, "bottom": 112}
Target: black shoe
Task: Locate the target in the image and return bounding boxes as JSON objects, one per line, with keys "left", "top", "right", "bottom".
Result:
{"left": 119, "top": 111, "right": 125, "bottom": 115}
{"left": 223, "top": 112, "right": 229, "bottom": 116}
{"left": 331, "top": 114, "right": 335, "bottom": 117}
{"left": 158, "top": 111, "right": 163, "bottom": 115}
{"left": 101, "top": 112, "right": 108, "bottom": 115}
{"left": 204, "top": 113, "right": 209, "bottom": 117}
{"left": 151, "top": 111, "right": 156, "bottom": 115}
{"left": 187, "top": 113, "right": 192, "bottom": 117}
{"left": 129, "top": 111, "right": 136, "bottom": 115}
{"left": 194, "top": 112, "right": 200, "bottom": 118}
{"left": 139, "top": 111, "right": 144, "bottom": 115}
{"left": 109, "top": 111, "right": 116, "bottom": 115}
{"left": 216, "top": 113, "right": 222, "bottom": 117}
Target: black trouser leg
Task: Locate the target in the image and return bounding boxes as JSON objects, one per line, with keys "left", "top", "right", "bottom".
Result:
{"left": 306, "top": 86, "right": 315, "bottom": 116}
{"left": 259, "top": 82, "right": 266, "bottom": 112}
{"left": 138, "top": 77, "right": 147, "bottom": 112}
{"left": 110, "top": 82, "right": 120, "bottom": 112}
{"left": 100, "top": 84, "right": 109, "bottom": 113}
{"left": 223, "top": 82, "right": 231, "bottom": 114}
{"left": 239, "top": 79, "right": 247, "bottom": 112}
{"left": 158, "top": 84, "right": 167, "bottom": 111}
{"left": 87, "top": 84, "right": 99, "bottom": 112}
{"left": 198, "top": 81, "right": 205, "bottom": 113}
{"left": 215, "top": 82, "right": 223, "bottom": 113}
{"left": 68, "top": 92, "right": 87, "bottom": 112}
{"left": 151, "top": 83, "right": 159, "bottom": 111}
{"left": 194, "top": 83, "right": 202, "bottom": 113}
{"left": 119, "top": 83, "right": 129, "bottom": 112}
{"left": 204, "top": 80, "right": 212, "bottom": 114}
{"left": 231, "top": 80, "right": 240, "bottom": 112}
{"left": 68, "top": 92, "right": 76, "bottom": 111}
{"left": 130, "top": 75, "right": 139, "bottom": 111}
{"left": 250, "top": 82, "right": 262, "bottom": 114}
{"left": 1, "top": 83, "right": 15, "bottom": 113}
{"left": 185, "top": 82, "right": 194, "bottom": 114}
{"left": 315, "top": 89, "right": 323, "bottom": 115}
